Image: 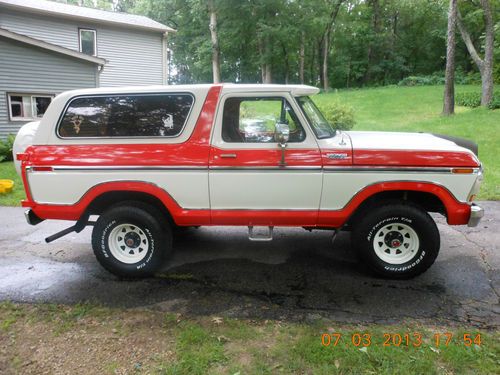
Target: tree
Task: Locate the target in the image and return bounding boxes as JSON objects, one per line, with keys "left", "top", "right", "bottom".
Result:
{"left": 208, "top": 0, "right": 221, "bottom": 83}
{"left": 319, "top": 0, "right": 344, "bottom": 91}
{"left": 457, "top": 0, "right": 495, "bottom": 106}
{"left": 443, "top": 0, "right": 458, "bottom": 115}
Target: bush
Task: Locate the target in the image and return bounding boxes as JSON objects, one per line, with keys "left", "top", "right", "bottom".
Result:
{"left": 317, "top": 101, "right": 355, "bottom": 130}
{"left": 455, "top": 92, "right": 482, "bottom": 108}
{"left": 0, "top": 134, "right": 15, "bottom": 162}
{"left": 455, "top": 91, "right": 500, "bottom": 109}
{"left": 398, "top": 71, "right": 481, "bottom": 86}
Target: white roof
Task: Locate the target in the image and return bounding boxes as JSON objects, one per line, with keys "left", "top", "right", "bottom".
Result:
{"left": 55, "top": 84, "right": 320, "bottom": 97}
{"left": 0, "top": 0, "right": 175, "bottom": 33}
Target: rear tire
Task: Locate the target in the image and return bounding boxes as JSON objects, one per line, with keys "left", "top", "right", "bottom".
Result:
{"left": 91, "top": 204, "right": 172, "bottom": 278}
{"left": 352, "top": 203, "right": 440, "bottom": 279}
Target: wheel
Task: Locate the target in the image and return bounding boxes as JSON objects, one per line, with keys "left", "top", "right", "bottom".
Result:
{"left": 91, "top": 203, "right": 172, "bottom": 278}
{"left": 351, "top": 203, "right": 440, "bottom": 279}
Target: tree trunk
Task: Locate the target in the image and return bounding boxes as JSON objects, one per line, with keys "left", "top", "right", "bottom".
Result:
{"left": 322, "top": 35, "right": 329, "bottom": 91}
{"left": 480, "top": 0, "right": 494, "bottom": 106}
{"left": 208, "top": 0, "right": 221, "bottom": 83}
{"left": 443, "top": 0, "right": 457, "bottom": 116}
{"left": 457, "top": 0, "right": 494, "bottom": 106}
{"left": 299, "top": 31, "right": 305, "bottom": 84}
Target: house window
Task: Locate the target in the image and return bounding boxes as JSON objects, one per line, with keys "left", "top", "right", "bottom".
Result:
{"left": 79, "top": 29, "right": 96, "bottom": 56}
{"left": 8, "top": 94, "right": 54, "bottom": 121}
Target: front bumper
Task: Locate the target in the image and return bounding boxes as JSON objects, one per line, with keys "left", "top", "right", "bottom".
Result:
{"left": 468, "top": 204, "right": 484, "bottom": 227}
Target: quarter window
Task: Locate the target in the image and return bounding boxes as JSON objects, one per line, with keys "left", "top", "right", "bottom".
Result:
{"left": 8, "top": 94, "right": 53, "bottom": 121}
{"left": 222, "top": 97, "right": 305, "bottom": 143}
{"left": 79, "top": 29, "right": 96, "bottom": 56}
{"left": 58, "top": 94, "right": 194, "bottom": 138}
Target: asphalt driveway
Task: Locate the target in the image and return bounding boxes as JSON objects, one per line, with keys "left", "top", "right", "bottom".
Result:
{"left": 0, "top": 203, "right": 498, "bottom": 327}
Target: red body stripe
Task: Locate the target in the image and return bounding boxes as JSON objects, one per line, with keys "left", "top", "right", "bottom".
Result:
{"left": 354, "top": 149, "right": 479, "bottom": 167}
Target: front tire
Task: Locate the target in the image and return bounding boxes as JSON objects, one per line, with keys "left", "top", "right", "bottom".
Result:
{"left": 91, "top": 204, "right": 172, "bottom": 278}
{"left": 352, "top": 203, "right": 440, "bottom": 279}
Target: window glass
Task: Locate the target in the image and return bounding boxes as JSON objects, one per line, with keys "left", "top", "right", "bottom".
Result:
{"left": 80, "top": 29, "right": 96, "bottom": 56}
{"left": 58, "top": 94, "right": 194, "bottom": 138}
{"left": 222, "top": 97, "right": 305, "bottom": 143}
{"left": 296, "top": 96, "right": 335, "bottom": 139}
{"left": 8, "top": 94, "right": 52, "bottom": 120}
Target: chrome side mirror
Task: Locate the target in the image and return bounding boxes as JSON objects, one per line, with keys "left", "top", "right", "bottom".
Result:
{"left": 275, "top": 122, "right": 290, "bottom": 145}
{"left": 275, "top": 122, "right": 290, "bottom": 166}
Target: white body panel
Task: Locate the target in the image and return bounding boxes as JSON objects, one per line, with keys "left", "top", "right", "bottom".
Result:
{"left": 27, "top": 170, "right": 209, "bottom": 208}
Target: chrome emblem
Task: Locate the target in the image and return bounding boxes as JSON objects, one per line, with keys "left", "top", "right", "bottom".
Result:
{"left": 327, "top": 153, "right": 348, "bottom": 160}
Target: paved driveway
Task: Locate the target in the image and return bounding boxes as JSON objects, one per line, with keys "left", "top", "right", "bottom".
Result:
{"left": 0, "top": 203, "right": 498, "bottom": 327}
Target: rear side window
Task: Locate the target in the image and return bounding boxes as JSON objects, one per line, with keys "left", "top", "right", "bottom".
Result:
{"left": 58, "top": 94, "right": 194, "bottom": 138}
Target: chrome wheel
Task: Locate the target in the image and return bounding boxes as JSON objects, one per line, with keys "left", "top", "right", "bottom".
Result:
{"left": 108, "top": 223, "right": 149, "bottom": 264}
{"left": 373, "top": 223, "right": 419, "bottom": 265}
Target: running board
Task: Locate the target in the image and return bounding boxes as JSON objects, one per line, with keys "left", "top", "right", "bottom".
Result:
{"left": 248, "top": 226, "right": 274, "bottom": 241}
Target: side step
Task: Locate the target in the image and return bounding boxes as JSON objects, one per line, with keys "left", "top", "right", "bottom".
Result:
{"left": 248, "top": 226, "right": 274, "bottom": 241}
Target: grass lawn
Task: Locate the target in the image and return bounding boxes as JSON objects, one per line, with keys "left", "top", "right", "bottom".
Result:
{"left": 1, "top": 302, "right": 498, "bottom": 374}
{"left": 314, "top": 85, "right": 499, "bottom": 200}
{"left": 0, "top": 161, "right": 24, "bottom": 206}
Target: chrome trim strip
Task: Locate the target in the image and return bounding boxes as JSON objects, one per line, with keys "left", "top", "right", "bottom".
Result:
{"left": 209, "top": 166, "right": 322, "bottom": 171}
{"left": 51, "top": 165, "right": 208, "bottom": 171}
{"left": 324, "top": 166, "right": 479, "bottom": 174}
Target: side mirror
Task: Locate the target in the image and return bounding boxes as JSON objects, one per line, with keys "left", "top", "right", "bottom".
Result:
{"left": 275, "top": 122, "right": 290, "bottom": 145}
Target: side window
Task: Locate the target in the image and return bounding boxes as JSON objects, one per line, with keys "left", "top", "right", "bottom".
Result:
{"left": 58, "top": 94, "right": 194, "bottom": 138}
{"left": 222, "top": 97, "right": 306, "bottom": 143}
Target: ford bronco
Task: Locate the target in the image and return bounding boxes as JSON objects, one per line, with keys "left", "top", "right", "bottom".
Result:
{"left": 13, "top": 84, "right": 484, "bottom": 279}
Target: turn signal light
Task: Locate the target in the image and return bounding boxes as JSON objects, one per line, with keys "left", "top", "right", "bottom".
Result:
{"left": 452, "top": 168, "right": 474, "bottom": 174}
{"left": 32, "top": 166, "right": 53, "bottom": 172}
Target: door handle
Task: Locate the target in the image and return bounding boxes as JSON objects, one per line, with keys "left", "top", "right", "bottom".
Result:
{"left": 220, "top": 153, "right": 237, "bottom": 158}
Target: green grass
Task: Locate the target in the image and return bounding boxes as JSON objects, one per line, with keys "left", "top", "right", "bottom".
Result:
{"left": 1, "top": 302, "right": 498, "bottom": 374}
{"left": 0, "top": 161, "right": 24, "bottom": 206}
{"left": 314, "top": 85, "right": 500, "bottom": 200}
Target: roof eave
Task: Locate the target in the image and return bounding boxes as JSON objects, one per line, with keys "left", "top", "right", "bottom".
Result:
{"left": 0, "top": 27, "right": 107, "bottom": 65}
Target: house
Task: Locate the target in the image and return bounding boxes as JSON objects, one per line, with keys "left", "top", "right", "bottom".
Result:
{"left": 0, "top": 0, "right": 175, "bottom": 138}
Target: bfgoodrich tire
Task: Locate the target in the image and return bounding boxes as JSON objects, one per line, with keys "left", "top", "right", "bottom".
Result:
{"left": 91, "top": 204, "right": 172, "bottom": 278}
{"left": 352, "top": 203, "right": 440, "bottom": 279}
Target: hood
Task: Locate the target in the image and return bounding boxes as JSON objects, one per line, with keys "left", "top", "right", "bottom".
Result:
{"left": 345, "top": 131, "right": 480, "bottom": 167}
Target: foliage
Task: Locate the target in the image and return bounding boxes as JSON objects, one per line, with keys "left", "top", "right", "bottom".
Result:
{"left": 0, "top": 135, "right": 15, "bottom": 163}
{"left": 316, "top": 101, "right": 356, "bottom": 130}
{"left": 398, "top": 71, "right": 481, "bottom": 87}
{"left": 455, "top": 91, "right": 500, "bottom": 109}
{"left": 0, "top": 162, "right": 23, "bottom": 206}
{"left": 455, "top": 92, "right": 482, "bottom": 108}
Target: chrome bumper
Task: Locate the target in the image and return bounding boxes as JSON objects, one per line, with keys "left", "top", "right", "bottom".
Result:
{"left": 468, "top": 204, "right": 484, "bottom": 227}
{"left": 24, "top": 209, "right": 44, "bottom": 226}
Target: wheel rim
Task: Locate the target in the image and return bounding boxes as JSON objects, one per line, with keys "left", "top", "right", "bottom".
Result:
{"left": 108, "top": 223, "right": 149, "bottom": 264}
{"left": 373, "top": 223, "right": 420, "bottom": 265}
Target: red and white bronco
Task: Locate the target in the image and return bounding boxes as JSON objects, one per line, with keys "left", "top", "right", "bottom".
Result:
{"left": 14, "top": 84, "right": 484, "bottom": 279}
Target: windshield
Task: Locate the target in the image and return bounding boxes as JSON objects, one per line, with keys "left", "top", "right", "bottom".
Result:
{"left": 296, "top": 96, "right": 336, "bottom": 139}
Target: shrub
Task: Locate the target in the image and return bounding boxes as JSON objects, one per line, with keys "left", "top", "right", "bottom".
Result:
{"left": 317, "top": 101, "right": 355, "bottom": 130}
{"left": 397, "top": 71, "right": 481, "bottom": 86}
{"left": 0, "top": 134, "right": 15, "bottom": 162}
{"left": 455, "top": 91, "right": 500, "bottom": 109}
{"left": 455, "top": 92, "right": 482, "bottom": 108}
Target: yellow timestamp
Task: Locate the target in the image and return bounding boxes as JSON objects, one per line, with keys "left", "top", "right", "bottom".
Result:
{"left": 321, "top": 332, "right": 482, "bottom": 348}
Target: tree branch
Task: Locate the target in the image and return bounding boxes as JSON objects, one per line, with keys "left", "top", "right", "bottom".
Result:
{"left": 456, "top": 10, "right": 483, "bottom": 70}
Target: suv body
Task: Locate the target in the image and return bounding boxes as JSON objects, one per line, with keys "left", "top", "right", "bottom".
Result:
{"left": 14, "top": 84, "right": 484, "bottom": 278}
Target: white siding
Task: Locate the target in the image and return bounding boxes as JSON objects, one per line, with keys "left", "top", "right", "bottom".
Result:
{"left": 0, "top": 37, "right": 98, "bottom": 138}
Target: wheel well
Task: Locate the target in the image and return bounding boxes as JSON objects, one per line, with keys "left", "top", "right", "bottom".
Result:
{"left": 85, "top": 191, "right": 174, "bottom": 225}
{"left": 345, "top": 190, "right": 446, "bottom": 229}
